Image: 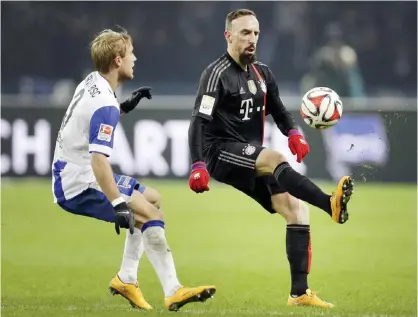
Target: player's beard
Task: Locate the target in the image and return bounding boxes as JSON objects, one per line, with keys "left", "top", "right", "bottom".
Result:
{"left": 239, "top": 51, "right": 257, "bottom": 65}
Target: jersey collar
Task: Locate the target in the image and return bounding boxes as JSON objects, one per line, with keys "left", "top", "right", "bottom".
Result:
{"left": 96, "top": 71, "right": 117, "bottom": 97}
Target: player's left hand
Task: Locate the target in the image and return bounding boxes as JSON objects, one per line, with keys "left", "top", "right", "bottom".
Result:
{"left": 120, "top": 86, "right": 152, "bottom": 114}
{"left": 288, "top": 129, "right": 310, "bottom": 163}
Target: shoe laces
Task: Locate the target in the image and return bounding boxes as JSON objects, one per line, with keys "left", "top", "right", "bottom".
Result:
{"left": 306, "top": 289, "right": 318, "bottom": 298}
{"left": 307, "top": 290, "right": 332, "bottom": 304}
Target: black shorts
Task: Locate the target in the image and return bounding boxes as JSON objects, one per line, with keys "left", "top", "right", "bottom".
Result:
{"left": 204, "top": 142, "right": 287, "bottom": 213}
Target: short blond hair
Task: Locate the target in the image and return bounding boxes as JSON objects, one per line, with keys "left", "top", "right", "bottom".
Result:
{"left": 225, "top": 9, "right": 256, "bottom": 30}
{"left": 90, "top": 27, "right": 132, "bottom": 73}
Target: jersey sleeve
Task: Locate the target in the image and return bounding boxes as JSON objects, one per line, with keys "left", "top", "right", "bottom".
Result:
{"left": 264, "top": 66, "right": 297, "bottom": 136}
{"left": 192, "top": 68, "right": 223, "bottom": 121}
{"left": 88, "top": 105, "right": 120, "bottom": 157}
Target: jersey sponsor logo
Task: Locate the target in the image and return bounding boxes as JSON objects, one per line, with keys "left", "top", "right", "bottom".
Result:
{"left": 240, "top": 98, "right": 254, "bottom": 121}
{"left": 247, "top": 80, "right": 257, "bottom": 95}
{"left": 199, "top": 95, "right": 215, "bottom": 116}
{"left": 98, "top": 124, "right": 113, "bottom": 142}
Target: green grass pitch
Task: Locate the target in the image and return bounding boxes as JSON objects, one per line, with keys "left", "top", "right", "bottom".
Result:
{"left": 1, "top": 179, "right": 417, "bottom": 317}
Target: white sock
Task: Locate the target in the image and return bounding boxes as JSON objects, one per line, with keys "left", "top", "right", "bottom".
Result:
{"left": 117, "top": 227, "right": 144, "bottom": 284}
{"left": 142, "top": 221, "right": 182, "bottom": 297}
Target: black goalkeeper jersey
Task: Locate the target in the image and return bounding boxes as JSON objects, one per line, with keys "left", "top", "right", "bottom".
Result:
{"left": 189, "top": 52, "right": 297, "bottom": 163}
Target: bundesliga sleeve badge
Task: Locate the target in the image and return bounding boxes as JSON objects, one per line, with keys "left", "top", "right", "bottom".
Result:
{"left": 98, "top": 123, "right": 114, "bottom": 142}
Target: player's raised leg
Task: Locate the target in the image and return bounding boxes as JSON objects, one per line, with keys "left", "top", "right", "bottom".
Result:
{"left": 256, "top": 148, "right": 354, "bottom": 224}
{"left": 270, "top": 193, "right": 334, "bottom": 307}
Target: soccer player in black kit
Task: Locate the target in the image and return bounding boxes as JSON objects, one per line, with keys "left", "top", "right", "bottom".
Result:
{"left": 188, "top": 9, "right": 354, "bottom": 308}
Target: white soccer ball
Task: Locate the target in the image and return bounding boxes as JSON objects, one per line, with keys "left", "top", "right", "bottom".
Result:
{"left": 300, "top": 87, "right": 343, "bottom": 129}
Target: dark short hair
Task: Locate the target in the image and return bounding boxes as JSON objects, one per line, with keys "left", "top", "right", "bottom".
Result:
{"left": 225, "top": 9, "right": 256, "bottom": 30}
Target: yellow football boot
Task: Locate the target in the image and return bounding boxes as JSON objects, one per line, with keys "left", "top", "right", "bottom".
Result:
{"left": 287, "top": 289, "right": 335, "bottom": 308}
{"left": 164, "top": 285, "right": 216, "bottom": 312}
{"left": 109, "top": 275, "right": 152, "bottom": 311}
{"left": 330, "top": 176, "right": 354, "bottom": 224}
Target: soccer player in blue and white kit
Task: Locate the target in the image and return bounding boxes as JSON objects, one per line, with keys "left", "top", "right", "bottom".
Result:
{"left": 51, "top": 28, "right": 215, "bottom": 312}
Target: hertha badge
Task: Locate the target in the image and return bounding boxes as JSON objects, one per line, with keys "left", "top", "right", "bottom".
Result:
{"left": 242, "top": 144, "right": 256, "bottom": 156}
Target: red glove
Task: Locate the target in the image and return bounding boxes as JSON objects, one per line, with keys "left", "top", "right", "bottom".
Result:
{"left": 288, "top": 129, "right": 310, "bottom": 163}
{"left": 189, "top": 161, "right": 210, "bottom": 193}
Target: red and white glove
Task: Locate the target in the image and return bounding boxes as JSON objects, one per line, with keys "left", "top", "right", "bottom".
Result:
{"left": 288, "top": 129, "right": 310, "bottom": 163}
{"left": 189, "top": 161, "right": 210, "bottom": 193}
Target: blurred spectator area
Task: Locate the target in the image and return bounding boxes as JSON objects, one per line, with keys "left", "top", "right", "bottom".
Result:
{"left": 1, "top": 1, "right": 416, "bottom": 97}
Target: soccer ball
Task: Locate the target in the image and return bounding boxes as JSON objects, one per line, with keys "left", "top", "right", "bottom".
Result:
{"left": 300, "top": 87, "right": 343, "bottom": 129}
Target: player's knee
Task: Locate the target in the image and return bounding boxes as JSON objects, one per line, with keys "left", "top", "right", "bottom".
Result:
{"left": 129, "top": 191, "right": 164, "bottom": 223}
{"left": 256, "top": 148, "right": 288, "bottom": 176}
{"left": 136, "top": 203, "right": 164, "bottom": 224}
{"left": 148, "top": 190, "right": 162, "bottom": 210}
{"left": 142, "top": 186, "right": 162, "bottom": 209}
{"left": 154, "top": 196, "right": 161, "bottom": 209}
{"left": 148, "top": 204, "right": 165, "bottom": 221}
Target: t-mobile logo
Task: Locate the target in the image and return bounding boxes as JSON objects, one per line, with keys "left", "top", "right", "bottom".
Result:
{"left": 240, "top": 98, "right": 254, "bottom": 121}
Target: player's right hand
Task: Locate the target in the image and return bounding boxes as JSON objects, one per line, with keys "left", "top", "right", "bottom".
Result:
{"left": 288, "top": 129, "right": 310, "bottom": 163}
{"left": 189, "top": 161, "right": 210, "bottom": 193}
{"left": 114, "top": 201, "right": 135, "bottom": 235}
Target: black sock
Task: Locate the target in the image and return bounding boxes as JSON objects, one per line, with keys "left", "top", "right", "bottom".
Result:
{"left": 286, "top": 224, "right": 311, "bottom": 297}
{"left": 273, "top": 162, "right": 332, "bottom": 215}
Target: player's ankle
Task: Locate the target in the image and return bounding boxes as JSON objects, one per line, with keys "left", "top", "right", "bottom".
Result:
{"left": 117, "top": 273, "right": 137, "bottom": 285}
{"left": 291, "top": 285, "right": 308, "bottom": 297}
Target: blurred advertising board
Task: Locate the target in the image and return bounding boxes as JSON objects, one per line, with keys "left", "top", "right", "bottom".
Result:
{"left": 1, "top": 107, "right": 416, "bottom": 183}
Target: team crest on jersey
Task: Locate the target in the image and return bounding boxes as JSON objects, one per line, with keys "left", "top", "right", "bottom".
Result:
{"left": 242, "top": 144, "right": 256, "bottom": 156}
{"left": 98, "top": 124, "right": 113, "bottom": 142}
{"left": 259, "top": 80, "right": 267, "bottom": 93}
{"left": 247, "top": 80, "right": 257, "bottom": 95}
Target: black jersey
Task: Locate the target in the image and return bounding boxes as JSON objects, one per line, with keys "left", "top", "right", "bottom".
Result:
{"left": 189, "top": 52, "right": 297, "bottom": 163}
